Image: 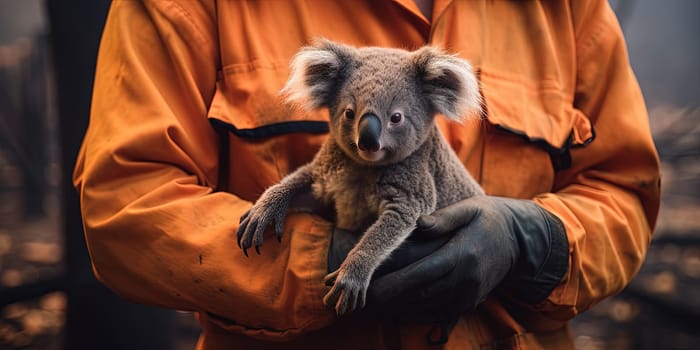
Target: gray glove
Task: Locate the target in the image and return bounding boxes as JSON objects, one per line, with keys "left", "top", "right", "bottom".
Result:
{"left": 328, "top": 227, "right": 450, "bottom": 278}
{"left": 328, "top": 196, "right": 568, "bottom": 344}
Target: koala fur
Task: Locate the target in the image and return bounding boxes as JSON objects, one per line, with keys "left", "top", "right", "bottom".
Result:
{"left": 237, "top": 39, "right": 484, "bottom": 316}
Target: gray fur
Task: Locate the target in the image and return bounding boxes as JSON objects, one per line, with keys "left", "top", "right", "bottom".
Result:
{"left": 237, "top": 39, "right": 484, "bottom": 316}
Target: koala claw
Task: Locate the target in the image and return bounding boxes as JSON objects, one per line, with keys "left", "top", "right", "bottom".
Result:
{"left": 236, "top": 196, "right": 288, "bottom": 256}
{"left": 324, "top": 269, "right": 339, "bottom": 286}
{"left": 323, "top": 268, "right": 368, "bottom": 316}
{"left": 276, "top": 229, "right": 283, "bottom": 243}
{"left": 238, "top": 208, "right": 252, "bottom": 224}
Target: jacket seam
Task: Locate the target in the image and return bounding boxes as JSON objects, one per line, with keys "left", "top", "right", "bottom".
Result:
{"left": 574, "top": 2, "right": 609, "bottom": 60}
{"left": 166, "top": 1, "right": 208, "bottom": 46}
{"left": 222, "top": 59, "right": 290, "bottom": 74}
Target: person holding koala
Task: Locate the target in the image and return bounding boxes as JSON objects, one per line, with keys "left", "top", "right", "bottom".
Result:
{"left": 238, "top": 41, "right": 487, "bottom": 319}
{"left": 74, "top": 1, "right": 660, "bottom": 349}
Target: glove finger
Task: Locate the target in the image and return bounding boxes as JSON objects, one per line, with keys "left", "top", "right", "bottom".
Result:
{"left": 416, "top": 198, "right": 481, "bottom": 237}
{"left": 379, "top": 292, "right": 461, "bottom": 324}
{"left": 383, "top": 271, "right": 458, "bottom": 308}
{"left": 391, "top": 284, "right": 481, "bottom": 325}
{"left": 373, "top": 233, "right": 451, "bottom": 278}
{"left": 368, "top": 250, "right": 455, "bottom": 305}
{"left": 400, "top": 301, "right": 461, "bottom": 325}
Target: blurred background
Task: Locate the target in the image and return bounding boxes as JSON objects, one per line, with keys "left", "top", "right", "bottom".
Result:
{"left": 0, "top": 0, "right": 697, "bottom": 349}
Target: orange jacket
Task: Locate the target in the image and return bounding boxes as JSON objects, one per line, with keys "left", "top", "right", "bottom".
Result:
{"left": 74, "top": 1, "right": 660, "bottom": 349}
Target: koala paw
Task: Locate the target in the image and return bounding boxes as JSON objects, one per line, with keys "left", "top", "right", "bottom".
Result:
{"left": 236, "top": 192, "right": 288, "bottom": 256}
{"left": 323, "top": 265, "right": 370, "bottom": 316}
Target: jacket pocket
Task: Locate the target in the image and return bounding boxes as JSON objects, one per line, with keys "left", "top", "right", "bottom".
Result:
{"left": 478, "top": 69, "right": 594, "bottom": 198}
{"left": 207, "top": 62, "right": 329, "bottom": 199}
{"left": 208, "top": 60, "right": 330, "bottom": 137}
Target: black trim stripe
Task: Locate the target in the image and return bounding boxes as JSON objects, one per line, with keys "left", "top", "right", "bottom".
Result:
{"left": 209, "top": 118, "right": 329, "bottom": 139}
{"left": 494, "top": 124, "right": 596, "bottom": 171}
{"left": 210, "top": 116, "right": 597, "bottom": 171}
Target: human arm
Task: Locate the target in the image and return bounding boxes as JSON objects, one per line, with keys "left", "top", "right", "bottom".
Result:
{"left": 73, "top": 0, "right": 334, "bottom": 339}
{"left": 360, "top": 0, "right": 660, "bottom": 323}
{"left": 528, "top": 0, "right": 660, "bottom": 319}
{"left": 366, "top": 196, "right": 567, "bottom": 322}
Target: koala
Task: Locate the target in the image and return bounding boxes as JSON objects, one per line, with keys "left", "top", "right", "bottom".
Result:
{"left": 237, "top": 39, "right": 484, "bottom": 316}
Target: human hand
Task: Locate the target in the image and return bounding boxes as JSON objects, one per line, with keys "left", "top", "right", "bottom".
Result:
{"left": 365, "top": 196, "right": 568, "bottom": 327}
{"left": 324, "top": 226, "right": 451, "bottom": 317}
{"left": 327, "top": 228, "right": 450, "bottom": 277}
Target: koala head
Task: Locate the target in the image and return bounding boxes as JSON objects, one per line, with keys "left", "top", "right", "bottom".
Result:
{"left": 281, "top": 39, "right": 481, "bottom": 166}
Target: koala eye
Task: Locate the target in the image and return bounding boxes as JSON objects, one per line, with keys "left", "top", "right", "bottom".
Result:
{"left": 390, "top": 112, "right": 403, "bottom": 124}
{"left": 344, "top": 109, "right": 355, "bottom": 120}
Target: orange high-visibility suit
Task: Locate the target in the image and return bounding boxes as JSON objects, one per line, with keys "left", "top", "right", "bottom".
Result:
{"left": 74, "top": 0, "right": 660, "bottom": 348}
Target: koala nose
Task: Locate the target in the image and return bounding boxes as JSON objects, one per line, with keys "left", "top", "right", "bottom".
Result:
{"left": 358, "top": 113, "right": 382, "bottom": 152}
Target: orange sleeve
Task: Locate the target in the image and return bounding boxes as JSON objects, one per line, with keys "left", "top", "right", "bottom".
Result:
{"left": 530, "top": 0, "right": 661, "bottom": 320}
{"left": 73, "top": 0, "right": 334, "bottom": 339}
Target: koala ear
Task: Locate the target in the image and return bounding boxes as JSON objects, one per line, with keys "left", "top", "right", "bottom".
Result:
{"left": 413, "top": 47, "right": 482, "bottom": 121}
{"left": 281, "top": 39, "right": 355, "bottom": 111}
